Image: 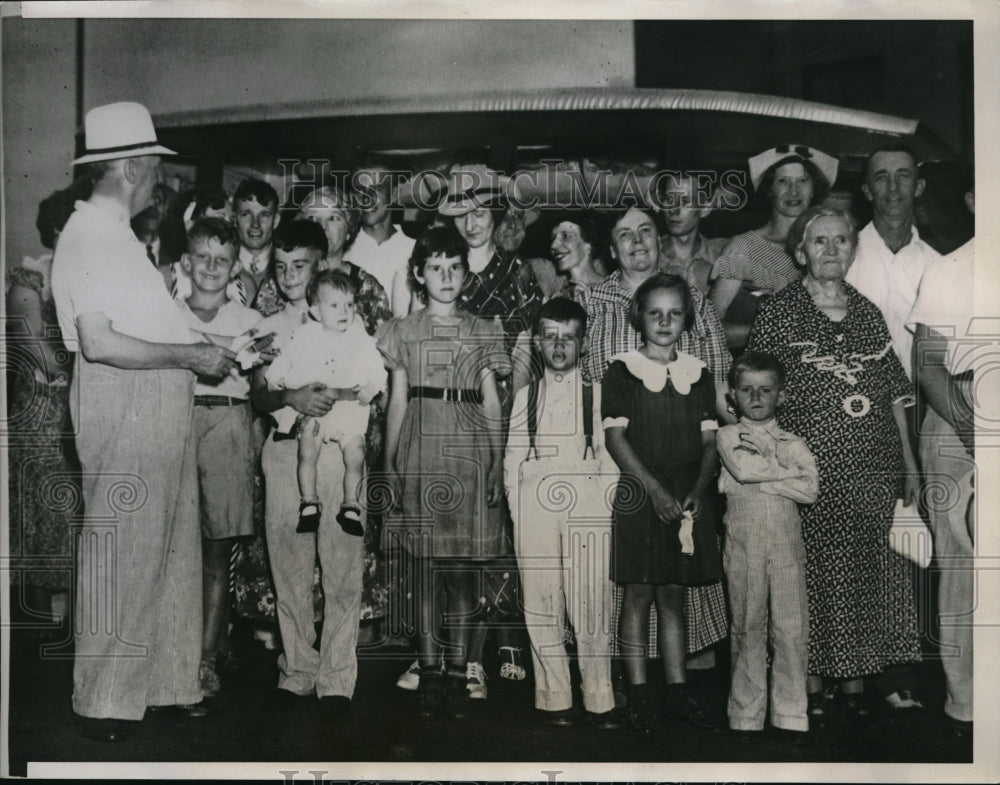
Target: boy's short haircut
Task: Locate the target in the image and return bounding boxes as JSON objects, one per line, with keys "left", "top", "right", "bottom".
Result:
{"left": 273, "top": 219, "right": 329, "bottom": 258}
{"left": 534, "top": 297, "right": 587, "bottom": 337}
{"left": 233, "top": 178, "right": 280, "bottom": 211}
{"left": 306, "top": 269, "right": 357, "bottom": 307}
{"left": 728, "top": 351, "right": 787, "bottom": 389}
{"left": 187, "top": 216, "right": 238, "bottom": 252}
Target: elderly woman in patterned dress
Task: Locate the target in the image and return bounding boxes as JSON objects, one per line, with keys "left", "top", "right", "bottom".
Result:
{"left": 746, "top": 204, "right": 922, "bottom": 728}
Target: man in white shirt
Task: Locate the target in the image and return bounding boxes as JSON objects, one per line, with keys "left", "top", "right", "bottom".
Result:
{"left": 909, "top": 179, "right": 975, "bottom": 735}
{"left": 51, "top": 102, "right": 235, "bottom": 742}
{"left": 349, "top": 162, "right": 414, "bottom": 317}
{"left": 845, "top": 145, "right": 941, "bottom": 379}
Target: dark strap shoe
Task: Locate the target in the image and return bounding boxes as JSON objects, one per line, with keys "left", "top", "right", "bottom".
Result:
{"left": 76, "top": 715, "right": 127, "bottom": 742}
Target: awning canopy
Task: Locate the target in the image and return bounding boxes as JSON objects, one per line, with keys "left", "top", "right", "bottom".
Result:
{"left": 147, "top": 87, "right": 956, "bottom": 184}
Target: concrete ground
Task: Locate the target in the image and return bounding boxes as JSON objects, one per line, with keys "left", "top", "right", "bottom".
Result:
{"left": 6, "top": 615, "right": 972, "bottom": 777}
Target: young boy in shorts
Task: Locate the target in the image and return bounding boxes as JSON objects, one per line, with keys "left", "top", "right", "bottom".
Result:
{"left": 265, "top": 270, "right": 385, "bottom": 537}
{"left": 178, "top": 217, "right": 270, "bottom": 696}
{"left": 504, "top": 297, "right": 621, "bottom": 730}
{"left": 716, "top": 351, "right": 819, "bottom": 743}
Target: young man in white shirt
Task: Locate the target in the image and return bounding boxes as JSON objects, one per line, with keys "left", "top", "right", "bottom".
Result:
{"left": 349, "top": 162, "right": 414, "bottom": 317}
{"left": 845, "top": 145, "right": 941, "bottom": 380}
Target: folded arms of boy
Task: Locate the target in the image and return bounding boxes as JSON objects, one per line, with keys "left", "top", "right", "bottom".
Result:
{"left": 717, "top": 427, "right": 819, "bottom": 504}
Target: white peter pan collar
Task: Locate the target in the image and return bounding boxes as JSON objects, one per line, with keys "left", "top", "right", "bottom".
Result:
{"left": 611, "top": 350, "right": 705, "bottom": 395}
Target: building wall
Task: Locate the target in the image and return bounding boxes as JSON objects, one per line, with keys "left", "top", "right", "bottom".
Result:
{"left": 3, "top": 18, "right": 633, "bottom": 266}
{"left": 635, "top": 20, "right": 973, "bottom": 160}
{"left": 81, "top": 19, "right": 635, "bottom": 114}
{"left": 3, "top": 17, "right": 77, "bottom": 269}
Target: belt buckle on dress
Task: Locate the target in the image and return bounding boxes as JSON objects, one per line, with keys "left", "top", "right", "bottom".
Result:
{"left": 449, "top": 388, "right": 462, "bottom": 403}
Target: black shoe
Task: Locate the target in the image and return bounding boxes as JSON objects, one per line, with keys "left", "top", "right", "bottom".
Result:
{"left": 262, "top": 688, "right": 311, "bottom": 712}
{"left": 663, "top": 685, "right": 721, "bottom": 731}
{"left": 318, "top": 695, "right": 351, "bottom": 717}
{"left": 76, "top": 715, "right": 127, "bottom": 742}
{"left": 418, "top": 673, "right": 445, "bottom": 720}
{"left": 146, "top": 701, "right": 213, "bottom": 719}
{"left": 586, "top": 710, "right": 622, "bottom": 731}
{"left": 627, "top": 684, "right": 659, "bottom": 734}
{"left": 945, "top": 715, "right": 973, "bottom": 739}
{"left": 771, "top": 726, "right": 812, "bottom": 746}
{"left": 296, "top": 501, "right": 321, "bottom": 534}
{"left": 444, "top": 671, "right": 472, "bottom": 721}
{"left": 542, "top": 708, "right": 577, "bottom": 727}
{"left": 335, "top": 505, "right": 364, "bottom": 537}
{"left": 807, "top": 690, "right": 832, "bottom": 732}
{"left": 840, "top": 692, "right": 875, "bottom": 728}
{"left": 730, "top": 728, "right": 762, "bottom": 744}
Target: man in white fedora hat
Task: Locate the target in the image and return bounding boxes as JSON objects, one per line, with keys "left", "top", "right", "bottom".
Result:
{"left": 51, "top": 101, "right": 236, "bottom": 742}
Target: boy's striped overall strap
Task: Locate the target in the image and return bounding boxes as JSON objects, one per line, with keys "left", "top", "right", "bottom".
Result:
{"left": 526, "top": 378, "right": 596, "bottom": 461}
{"left": 527, "top": 379, "right": 540, "bottom": 461}
{"left": 582, "top": 382, "right": 595, "bottom": 460}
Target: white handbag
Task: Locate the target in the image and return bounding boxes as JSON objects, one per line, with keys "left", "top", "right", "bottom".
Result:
{"left": 888, "top": 499, "right": 933, "bottom": 569}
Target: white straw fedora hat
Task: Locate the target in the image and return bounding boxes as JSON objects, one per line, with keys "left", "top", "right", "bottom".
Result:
{"left": 747, "top": 144, "right": 838, "bottom": 192}
{"left": 431, "top": 164, "right": 523, "bottom": 217}
{"left": 72, "top": 101, "right": 177, "bottom": 165}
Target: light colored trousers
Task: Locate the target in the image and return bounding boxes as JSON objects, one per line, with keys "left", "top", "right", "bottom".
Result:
{"left": 920, "top": 406, "right": 975, "bottom": 722}
{"left": 71, "top": 359, "right": 203, "bottom": 720}
{"left": 511, "top": 461, "right": 615, "bottom": 714}
{"left": 724, "top": 493, "right": 809, "bottom": 731}
{"left": 262, "top": 436, "right": 364, "bottom": 698}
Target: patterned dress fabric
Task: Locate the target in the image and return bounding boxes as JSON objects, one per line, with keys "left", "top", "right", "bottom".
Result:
{"left": 6, "top": 266, "right": 78, "bottom": 590}
{"left": 746, "top": 281, "right": 921, "bottom": 677}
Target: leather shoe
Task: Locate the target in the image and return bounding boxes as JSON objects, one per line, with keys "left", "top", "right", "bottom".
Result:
{"left": 263, "top": 688, "right": 311, "bottom": 712}
{"left": 77, "top": 716, "right": 127, "bottom": 742}
{"left": 946, "top": 716, "right": 973, "bottom": 739}
{"left": 771, "top": 727, "right": 812, "bottom": 746}
{"left": 318, "top": 695, "right": 351, "bottom": 717}
{"left": 147, "top": 701, "right": 213, "bottom": 719}
{"left": 730, "top": 728, "right": 761, "bottom": 744}
{"left": 586, "top": 710, "right": 622, "bottom": 731}
{"left": 542, "top": 708, "right": 577, "bottom": 727}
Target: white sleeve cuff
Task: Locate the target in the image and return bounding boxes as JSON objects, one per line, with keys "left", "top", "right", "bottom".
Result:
{"left": 603, "top": 416, "right": 629, "bottom": 429}
{"left": 894, "top": 394, "right": 916, "bottom": 408}
{"left": 701, "top": 419, "right": 720, "bottom": 431}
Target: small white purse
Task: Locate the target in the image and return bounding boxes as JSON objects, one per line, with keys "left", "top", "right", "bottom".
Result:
{"left": 888, "top": 499, "right": 934, "bottom": 569}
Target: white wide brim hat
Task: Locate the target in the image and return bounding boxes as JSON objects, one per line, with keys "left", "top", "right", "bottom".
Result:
{"left": 425, "top": 164, "right": 524, "bottom": 216}
{"left": 747, "top": 144, "right": 838, "bottom": 192}
{"left": 72, "top": 101, "right": 177, "bottom": 165}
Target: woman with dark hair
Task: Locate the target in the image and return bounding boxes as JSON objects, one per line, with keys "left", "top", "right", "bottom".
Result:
{"left": 7, "top": 179, "right": 90, "bottom": 631}
{"left": 746, "top": 204, "right": 922, "bottom": 729}
{"left": 710, "top": 145, "right": 839, "bottom": 352}
{"left": 546, "top": 209, "right": 610, "bottom": 310}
